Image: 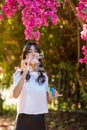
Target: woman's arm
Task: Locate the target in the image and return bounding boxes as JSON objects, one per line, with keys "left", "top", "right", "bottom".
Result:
{"left": 13, "top": 70, "right": 28, "bottom": 98}
{"left": 47, "top": 91, "right": 52, "bottom": 103}
{"left": 47, "top": 89, "right": 63, "bottom": 103}
{"left": 13, "top": 59, "right": 31, "bottom": 98}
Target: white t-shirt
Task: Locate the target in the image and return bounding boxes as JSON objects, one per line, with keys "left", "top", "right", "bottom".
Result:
{"left": 12, "top": 71, "right": 49, "bottom": 115}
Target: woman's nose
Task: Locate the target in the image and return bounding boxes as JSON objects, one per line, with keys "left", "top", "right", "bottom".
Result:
{"left": 31, "top": 51, "right": 35, "bottom": 56}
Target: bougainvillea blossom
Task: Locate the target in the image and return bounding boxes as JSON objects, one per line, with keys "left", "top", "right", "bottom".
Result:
{"left": 2, "top": 0, "right": 18, "bottom": 18}
{"left": 76, "top": 0, "right": 87, "bottom": 63}
{"left": 0, "top": 0, "right": 65, "bottom": 41}
{"left": 79, "top": 45, "right": 87, "bottom": 63}
{"left": 76, "top": 0, "right": 87, "bottom": 22}
{"left": 81, "top": 24, "right": 87, "bottom": 41}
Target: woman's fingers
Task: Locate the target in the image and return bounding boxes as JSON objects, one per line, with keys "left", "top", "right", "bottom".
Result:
{"left": 54, "top": 90, "right": 63, "bottom": 97}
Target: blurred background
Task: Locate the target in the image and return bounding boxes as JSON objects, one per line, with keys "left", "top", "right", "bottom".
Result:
{"left": 0, "top": 0, "right": 87, "bottom": 130}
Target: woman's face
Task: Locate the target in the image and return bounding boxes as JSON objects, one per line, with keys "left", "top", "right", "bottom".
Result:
{"left": 26, "top": 45, "right": 39, "bottom": 60}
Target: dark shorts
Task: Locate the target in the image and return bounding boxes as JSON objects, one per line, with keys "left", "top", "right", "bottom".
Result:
{"left": 15, "top": 113, "right": 46, "bottom": 130}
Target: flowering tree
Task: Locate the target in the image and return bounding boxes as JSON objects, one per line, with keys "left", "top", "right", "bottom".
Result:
{"left": 76, "top": 0, "right": 87, "bottom": 63}
{"left": 0, "top": 0, "right": 87, "bottom": 61}
{"left": 1, "top": 0, "right": 87, "bottom": 110}
{"left": 0, "top": 0, "right": 66, "bottom": 42}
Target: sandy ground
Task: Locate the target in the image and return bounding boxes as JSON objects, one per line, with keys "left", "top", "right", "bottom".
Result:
{"left": 0, "top": 115, "right": 15, "bottom": 130}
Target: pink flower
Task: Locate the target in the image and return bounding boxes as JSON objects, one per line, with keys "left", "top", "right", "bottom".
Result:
{"left": 79, "top": 58, "right": 87, "bottom": 63}
{"left": 2, "top": 0, "right": 18, "bottom": 18}
{"left": 0, "top": 14, "right": 4, "bottom": 20}
{"left": 1, "top": 0, "right": 65, "bottom": 41}
{"left": 79, "top": 45, "right": 87, "bottom": 63}
{"left": 77, "top": 0, "right": 87, "bottom": 22}
{"left": 81, "top": 24, "right": 87, "bottom": 41}
{"left": 34, "top": 31, "right": 40, "bottom": 41}
{"left": 82, "top": 45, "right": 87, "bottom": 50}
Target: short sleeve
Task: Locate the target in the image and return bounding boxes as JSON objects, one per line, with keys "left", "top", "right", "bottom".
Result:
{"left": 12, "top": 71, "right": 21, "bottom": 88}
{"left": 43, "top": 73, "right": 49, "bottom": 92}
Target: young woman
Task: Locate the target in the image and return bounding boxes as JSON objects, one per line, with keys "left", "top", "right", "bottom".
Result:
{"left": 12, "top": 42, "right": 49, "bottom": 130}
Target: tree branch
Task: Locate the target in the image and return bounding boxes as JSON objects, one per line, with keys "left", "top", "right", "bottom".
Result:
{"left": 67, "top": 0, "right": 84, "bottom": 27}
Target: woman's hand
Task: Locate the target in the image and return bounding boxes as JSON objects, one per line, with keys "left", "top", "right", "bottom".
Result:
{"left": 21, "top": 53, "right": 40, "bottom": 72}
{"left": 30, "top": 53, "right": 39, "bottom": 65}
{"left": 21, "top": 59, "right": 31, "bottom": 73}
{"left": 47, "top": 89, "right": 63, "bottom": 102}
{"left": 54, "top": 90, "right": 63, "bottom": 97}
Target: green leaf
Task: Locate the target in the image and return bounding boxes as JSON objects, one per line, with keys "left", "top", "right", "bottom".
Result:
{"left": 82, "top": 8, "right": 87, "bottom": 14}
{"left": 57, "top": 0, "right": 65, "bottom": 2}
{"left": 0, "top": 10, "right": 3, "bottom": 15}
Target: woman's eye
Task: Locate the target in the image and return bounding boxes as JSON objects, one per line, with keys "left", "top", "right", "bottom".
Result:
{"left": 28, "top": 50, "right": 38, "bottom": 53}
{"left": 35, "top": 50, "right": 38, "bottom": 53}
{"left": 28, "top": 51, "right": 32, "bottom": 53}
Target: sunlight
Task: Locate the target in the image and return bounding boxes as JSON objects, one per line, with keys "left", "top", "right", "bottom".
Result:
{"left": 0, "top": 88, "right": 16, "bottom": 107}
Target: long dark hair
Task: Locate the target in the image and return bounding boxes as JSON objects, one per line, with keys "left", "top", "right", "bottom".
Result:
{"left": 21, "top": 42, "right": 46, "bottom": 84}
{"left": 22, "top": 42, "right": 41, "bottom": 59}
